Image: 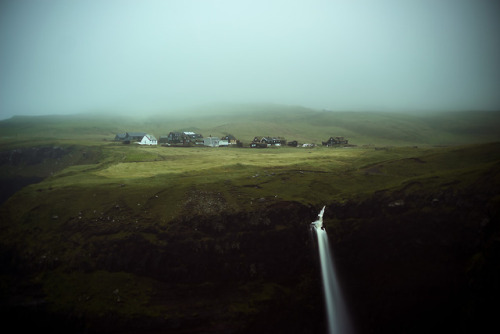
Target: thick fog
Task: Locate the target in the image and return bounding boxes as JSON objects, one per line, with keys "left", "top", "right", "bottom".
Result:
{"left": 1, "top": 0, "right": 499, "bottom": 119}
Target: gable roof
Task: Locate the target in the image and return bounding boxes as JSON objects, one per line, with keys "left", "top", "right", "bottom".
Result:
{"left": 127, "top": 132, "right": 147, "bottom": 137}
{"left": 144, "top": 134, "right": 157, "bottom": 141}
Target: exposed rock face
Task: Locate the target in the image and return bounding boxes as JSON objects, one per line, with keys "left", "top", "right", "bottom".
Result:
{"left": 61, "top": 201, "right": 317, "bottom": 283}
{"left": 0, "top": 146, "right": 70, "bottom": 204}
{"left": 2, "top": 190, "right": 499, "bottom": 333}
{"left": 0, "top": 175, "right": 44, "bottom": 205}
{"left": 0, "top": 146, "right": 70, "bottom": 166}
{"left": 325, "top": 190, "right": 500, "bottom": 334}
{"left": 2, "top": 200, "right": 326, "bottom": 333}
{"left": 0, "top": 145, "right": 101, "bottom": 204}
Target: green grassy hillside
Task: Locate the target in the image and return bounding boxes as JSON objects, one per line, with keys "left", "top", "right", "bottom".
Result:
{"left": 0, "top": 107, "right": 499, "bottom": 333}
{"left": 1, "top": 104, "right": 499, "bottom": 146}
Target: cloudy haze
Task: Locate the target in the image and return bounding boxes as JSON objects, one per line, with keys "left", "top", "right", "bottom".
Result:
{"left": 1, "top": 0, "right": 499, "bottom": 119}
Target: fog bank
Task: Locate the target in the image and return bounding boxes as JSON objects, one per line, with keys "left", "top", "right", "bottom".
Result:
{"left": 1, "top": 0, "right": 499, "bottom": 119}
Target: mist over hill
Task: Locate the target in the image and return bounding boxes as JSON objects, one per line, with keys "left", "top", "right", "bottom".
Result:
{"left": 1, "top": 104, "right": 499, "bottom": 146}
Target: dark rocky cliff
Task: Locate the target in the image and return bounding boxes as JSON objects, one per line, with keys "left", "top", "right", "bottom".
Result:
{"left": 2, "top": 188, "right": 499, "bottom": 333}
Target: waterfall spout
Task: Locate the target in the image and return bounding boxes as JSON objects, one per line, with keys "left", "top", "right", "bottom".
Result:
{"left": 311, "top": 206, "right": 326, "bottom": 230}
{"left": 311, "top": 207, "right": 352, "bottom": 334}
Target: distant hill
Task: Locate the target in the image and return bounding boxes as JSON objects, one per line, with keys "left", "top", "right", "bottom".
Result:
{"left": 1, "top": 104, "right": 499, "bottom": 146}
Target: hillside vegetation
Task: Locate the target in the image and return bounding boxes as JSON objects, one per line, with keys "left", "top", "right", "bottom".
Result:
{"left": 1, "top": 104, "right": 499, "bottom": 146}
{"left": 0, "top": 106, "right": 499, "bottom": 333}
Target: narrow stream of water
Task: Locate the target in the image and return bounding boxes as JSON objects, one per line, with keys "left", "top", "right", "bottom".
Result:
{"left": 311, "top": 206, "right": 352, "bottom": 334}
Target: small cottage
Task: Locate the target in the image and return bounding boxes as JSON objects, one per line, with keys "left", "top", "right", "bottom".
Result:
{"left": 204, "top": 136, "right": 228, "bottom": 147}
{"left": 125, "top": 132, "right": 147, "bottom": 142}
{"left": 322, "top": 136, "right": 348, "bottom": 146}
{"left": 204, "top": 136, "right": 219, "bottom": 147}
{"left": 166, "top": 131, "right": 203, "bottom": 145}
{"left": 252, "top": 136, "right": 287, "bottom": 147}
{"left": 114, "top": 133, "right": 127, "bottom": 141}
{"left": 114, "top": 132, "right": 157, "bottom": 145}
{"left": 250, "top": 142, "right": 267, "bottom": 148}
{"left": 137, "top": 134, "right": 157, "bottom": 145}
{"left": 222, "top": 134, "right": 238, "bottom": 145}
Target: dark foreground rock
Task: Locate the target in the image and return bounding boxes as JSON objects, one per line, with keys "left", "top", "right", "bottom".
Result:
{"left": 328, "top": 189, "right": 500, "bottom": 334}
{"left": 1, "top": 189, "right": 499, "bottom": 333}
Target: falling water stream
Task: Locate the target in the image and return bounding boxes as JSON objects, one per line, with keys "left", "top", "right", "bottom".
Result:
{"left": 311, "top": 206, "right": 352, "bottom": 334}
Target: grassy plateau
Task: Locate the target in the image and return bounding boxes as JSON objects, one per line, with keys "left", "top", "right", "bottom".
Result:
{"left": 1, "top": 105, "right": 499, "bottom": 333}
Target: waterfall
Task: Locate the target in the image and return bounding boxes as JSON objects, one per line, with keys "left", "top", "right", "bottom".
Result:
{"left": 311, "top": 206, "right": 352, "bottom": 334}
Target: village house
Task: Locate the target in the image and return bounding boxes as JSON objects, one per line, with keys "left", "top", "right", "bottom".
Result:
{"left": 165, "top": 131, "right": 203, "bottom": 146}
{"left": 166, "top": 132, "right": 183, "bottom": 144}
{"left": 114, "top": 132, "right": 157, "bottom": 145}
{"left": 250, "top": 142, "right": 267, "bottom": 148}
{"left": 125, "top": 132, "right": 148, "bottom": 142}
{"left": 322, "top": 136, "right": 348, "bottom": 146}
{"left": 221, "top": 134, "right": 238, "bottom": 145}
{"left": 252, "top": 136, "right": 287, "bottom": 147}
{"left": 204, "top": 136, "right": 219, "bottom": 147}
{"left": 137, "top": 134, "right": 157, "bottom": 145}
{"left": 183, "top": 131, "right": 203, "bottom": 142}
{"left": 114, "top": 133, "right": 127, "bottom": 141}
{"left": 204, "top": 136, "right": 229, "bottom": 147}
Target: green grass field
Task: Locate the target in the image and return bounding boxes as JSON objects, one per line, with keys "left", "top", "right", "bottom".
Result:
{"left": 2, "top": 105, "right": 499, "bottom": 147}
{"left": 4, "top": 140, "right": 498, "bottom": 234}
{"left": 1, "top": 107, "right": 499, "bottom": 333}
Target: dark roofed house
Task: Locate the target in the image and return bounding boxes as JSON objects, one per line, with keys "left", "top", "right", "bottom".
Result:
{"left": 125, "top": 132, "right": 147, "bottom": 142}
{"left": 167, "top": 132, "right": 183, "bottom": 144}
{"left": 250, "top": 142, "right": 267, "bottom": 148}
{"left": 253, "top": 136, "right": 286, "bottom": 147}
{"left": 183, "top": 132, "right": 204, "bottom": 145}
{"left": 183, "top": 131, "right": 203, "bottom": 141}
{"left": 116, "top": 132, "right": 157, "bottom": 145}
{"left": 165, "top": 131, "right": 203, "bottom": 146}
{"left": 260, "top": 137, "right": 272, "bottom": 146}
{"left": 322, "top": 136, "right": 348, "bottom": 146}
{"left": 114, "top": 133, "right": 127, "bottom": 141}
{"left": 271, "top": 137, "right": 287, "bottom": 146}
{"left": 222, "top": 134, "right": 238, "bottom": 145}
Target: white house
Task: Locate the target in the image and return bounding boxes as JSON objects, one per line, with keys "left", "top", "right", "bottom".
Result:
{"left": 204, "top": 136, "right": 219, "bottom": 147}
{"left": 203, "top": 136, "right": 229, "bottom": 147}
{"left": 138, "top": 134, "right": 157, "bottom": 145}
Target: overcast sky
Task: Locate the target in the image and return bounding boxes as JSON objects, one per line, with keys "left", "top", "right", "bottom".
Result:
{"left": 1, "top": 0, "right": 499, "bottom": 119}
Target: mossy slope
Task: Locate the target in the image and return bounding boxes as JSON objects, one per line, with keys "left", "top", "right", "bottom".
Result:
{"left": 1, "top": 135, "right": 499, "bottom": 332}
